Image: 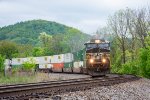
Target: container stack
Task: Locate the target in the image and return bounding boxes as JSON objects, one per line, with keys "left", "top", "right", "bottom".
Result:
{"left": 4, "top": 49, "right": 85, "bottom": 73}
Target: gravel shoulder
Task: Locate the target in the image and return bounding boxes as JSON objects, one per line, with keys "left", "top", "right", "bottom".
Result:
{"left": 36, "top": 73, "right": 90, "bottom": 82}
{"left": 50, "top": 78, "right": 150, "bottom": 100}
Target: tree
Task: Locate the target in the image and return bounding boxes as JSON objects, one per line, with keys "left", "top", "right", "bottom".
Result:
{"left": 39, "top": 32, "right": 52, "bottom": 47}
{"left": 108, "top": 10, "right": 128, "bottom": 64}
{"left": 17, "top": 44, "right": 33, "bottom": 57}
{"left": 134, "top": 8, "right": 149, "bottom": 48}
{"left": 32, "top": 47, "right": 44, "bottom": 57}
{"left": 0, "top": 54, "right": 5, "bottom": 72}
{"left": 0, "top": 40, "right": 18, "bottom": 59}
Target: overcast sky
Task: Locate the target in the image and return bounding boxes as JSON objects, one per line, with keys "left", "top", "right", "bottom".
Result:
{"left": 0, "top": 0, "right": 149, "bottom": 34}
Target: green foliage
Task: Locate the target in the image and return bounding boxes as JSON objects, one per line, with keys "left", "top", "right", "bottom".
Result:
{"left": 0, "top": 40, "right": 18, "bottom": 58}
{"left": 118, "top": 61, "right": 139, "bottom": 75}
{"left": 17, "top": 44, "right": 33, "bottom": 57}
{"left": 0, "top": 54, "right": 5, "bottom": 72}
{"left": 139, "top": 48, "right": 150, "bottom": 78}
{"left": 0, "top": 20, "right": 90, "bottom": 46}
{"left": 22, "top": 58, "right": 36, "bottom": 71}
{"left": 0, "top": 20, "right": 90, "bottom": 57}
{"left": 32, "top": 47, "right": 44, "bottom": 57}
{"left": 39, "top": 32, "right": 52, "bottom": 47}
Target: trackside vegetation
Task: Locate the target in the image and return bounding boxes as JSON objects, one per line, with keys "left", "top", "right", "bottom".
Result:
{"left": 97, "top": 8, "right": 150, "bottom": 78}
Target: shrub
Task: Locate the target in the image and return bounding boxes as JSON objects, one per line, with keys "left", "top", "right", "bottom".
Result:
{"left": 139, "top": 48, "right": 150, "bottom": 78}
{"left": 22, "top": 57, "right": 36, "bottom": 71}
{"left": 0, "top": 55, "right": 5, "bottom": 72}
{"left": 119, "top": 61, "right": 139, "bottom": 75}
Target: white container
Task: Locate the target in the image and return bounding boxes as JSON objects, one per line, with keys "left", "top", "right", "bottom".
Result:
{"left": 51, "top": 54, "right": 64, "bottom": 63}
{"left": 36, "top": 56, "right": 51, "bottom": 64}
{"left": 73, "top": 62, "right": 79, "bottom": 68}
{"left": 79, "top": 61, "right": 83, "bottom": 67}
{"left": 73, "top": 61, "right": 83, "bottom": 68}
{"left": 22, "top": 57, "right": 37, "bottom": 64}
{"left": 39, "top": 64, "right": 53, "bottom": 69}
{"left": 64, "top": 53, "right": 74, "bottom": 63}
{"left": 11, "top": 58, "right": 23, "bottom": 65}
{"left": 22, "top": 58, "right": 28, "bottom": 63}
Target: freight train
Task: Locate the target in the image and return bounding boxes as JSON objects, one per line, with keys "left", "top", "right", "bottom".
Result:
{"left": 4, "top": 39, "right": 110, "bottom": 76}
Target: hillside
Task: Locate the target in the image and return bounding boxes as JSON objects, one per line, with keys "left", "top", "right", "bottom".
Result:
{"left": 0, "top": 19, "right": 90, "bottom": 45}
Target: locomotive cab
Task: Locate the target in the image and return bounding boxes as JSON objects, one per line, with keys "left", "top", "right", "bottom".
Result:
{"left": 84, "top": 39, "right": 110, "bottom": 76}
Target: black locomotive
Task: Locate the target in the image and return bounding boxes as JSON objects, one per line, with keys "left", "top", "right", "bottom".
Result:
{"left": 84, "top": 39, "right": 110, "bottom": 76}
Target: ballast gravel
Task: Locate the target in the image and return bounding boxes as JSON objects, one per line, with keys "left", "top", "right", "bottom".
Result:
{"left": 49, "top": 78, "right": 150, "bottom": 100}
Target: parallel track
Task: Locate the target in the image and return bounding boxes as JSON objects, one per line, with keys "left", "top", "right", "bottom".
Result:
{"left": 0, "top": 74, "right": 139, "bottom": 100}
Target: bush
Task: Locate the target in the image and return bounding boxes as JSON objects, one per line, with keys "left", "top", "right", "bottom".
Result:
{"left": 22, "top": 57, "right": 36, "bottom": 71}
{"left": 139, "top": 48, "right": 150, "bottom": 78}
{"left": 118, "top": 61, "right": 139, "bottom": 75}
{"left": 0, "top": 55, "right": 5, "bottom": 72}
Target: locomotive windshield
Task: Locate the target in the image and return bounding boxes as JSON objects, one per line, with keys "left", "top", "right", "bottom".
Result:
{"left": 86, "top": 43, "right": 109, "bottom": 50}
{"left": 86, "top": 43, "right": 110, "bottom": 53}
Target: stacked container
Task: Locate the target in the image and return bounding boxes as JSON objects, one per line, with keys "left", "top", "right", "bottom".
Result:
{"left": 4, "top": 52, "right": 83, "bottom": 73}
{"left": 63, "top": 53, "right": 74, "bottom": 72}
{"left": 51, "top": 54, "right": 65, "bottom": 72}
{"left": 35, "top": 56, "right": 51, "bottom": 64}
{"left": 73, "top": 61, "right": 83, "bottom": 73}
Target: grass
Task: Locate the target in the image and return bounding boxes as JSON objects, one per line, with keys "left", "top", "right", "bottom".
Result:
{"left": 0, "top": 73, "right": 36, "bottom": 85}
{"left": 0, "top": 72, "right": 64, "bottom": 85}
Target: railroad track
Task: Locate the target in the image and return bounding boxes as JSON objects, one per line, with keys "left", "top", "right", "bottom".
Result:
{"left": 0, "top": 74, "right": 139, "bottom": 100}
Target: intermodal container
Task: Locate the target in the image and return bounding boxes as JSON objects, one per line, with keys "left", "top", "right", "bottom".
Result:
{"left": 73, "top": 61, "right": 83, "bottom": 68}
{"left": 39, "top": 64, "right": 53, "bottom": 69}
{"left": 12, "top": 65, "right": 22, "bottom": 68}
{"left": 73, "top": 61, "right": 83, "bottom": 73}
{"left": 22, "top": 57, "right": 37, "bottom": 64}
{"left": 12, "top": 58, "right": 23, "bottom": 65}
{"left": 64, "top": 62, "right": 73, "bottom": 68}
{"left": 73, "top": 49, "right": 84, "bottom": 61}
{"left": 52, "top": 63, "right": 64, "bottom": 72}
{"left": 64, "top": 53, "right": 74, "bottom": 63}
{"left": 63, "top": 62, "right": 73, "bottom": 72}
{"left": 36, "top": 56, "right": 51, "bottom": 64}
{"left": 51, "top": 54, "right": 64, "bottom": 63}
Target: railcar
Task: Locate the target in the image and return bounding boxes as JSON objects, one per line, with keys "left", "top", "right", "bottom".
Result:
{"left": 84, "top": 39, "right": 110, "bottom": 76}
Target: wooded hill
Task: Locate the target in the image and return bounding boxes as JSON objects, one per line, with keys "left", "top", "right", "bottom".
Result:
{"left": 0, "top": 19, "right": 90, "bottom": 46}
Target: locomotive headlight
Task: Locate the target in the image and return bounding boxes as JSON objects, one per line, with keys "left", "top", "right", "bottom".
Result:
{"left": 89, "top": 59, "right": 94, "bottom": 63}
{"left": 102, "top": 58, "right": 106, "bottom": 63}
{"left": 95, "top": 40, "right": 100, "bottom": 43}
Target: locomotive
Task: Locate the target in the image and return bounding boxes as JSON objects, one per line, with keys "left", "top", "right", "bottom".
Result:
{"left": 84, "top": 39, "right": 110, "bottom": 76}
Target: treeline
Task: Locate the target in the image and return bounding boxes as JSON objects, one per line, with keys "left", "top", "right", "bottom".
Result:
{"left": 98, "top": 7, "right": 150, "bottom": 78}
{"left": 0, "top": 30, "right": 90, "bottom": 59}
{"left": 0, "top": 20, "right": 90, "bottom": 46}
{"left": 0, "top": 20, "right": 90, "bottom": 58}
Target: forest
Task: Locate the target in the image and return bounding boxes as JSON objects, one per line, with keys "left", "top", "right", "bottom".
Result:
{"left": 0, "top": 7, "right": 150, "bottom": 78}
{"left": 97, "top": 7, "right": 150, "bottom": 78}
{"left": 0, "top": 20, "right": 90, "bottom": 58}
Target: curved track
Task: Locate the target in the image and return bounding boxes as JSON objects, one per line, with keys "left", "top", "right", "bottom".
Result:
{"left": 0, "top": 74, "right": 139, "bottom": 100}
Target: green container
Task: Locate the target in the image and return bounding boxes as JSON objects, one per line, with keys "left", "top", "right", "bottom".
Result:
{"left": 64, "top": 62, "right": 73, "bottom": 68}
{"left": 73, "top": 49, "right": 85, "bottom": 61}
{"left": 12, "top": 65, "right": 22, "bottom": 68}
